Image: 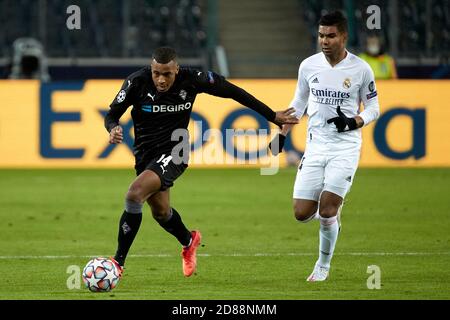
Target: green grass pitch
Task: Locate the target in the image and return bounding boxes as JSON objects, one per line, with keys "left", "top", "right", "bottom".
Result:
{"left": 0, "top": 168, "right": 449, "bottom": 300}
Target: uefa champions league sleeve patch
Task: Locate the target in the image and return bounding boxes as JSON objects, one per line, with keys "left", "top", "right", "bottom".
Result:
{"left": 366, "top": 81, "right": 377, "bottom": 99}
{"left": 207, "top": 71, "right": 215, "bottom": 84}
{"left": 366, "top": 91, "right": 378, "bottom": 99}
{"left": 116, "top": 90, "right": 126, "bottom": 103}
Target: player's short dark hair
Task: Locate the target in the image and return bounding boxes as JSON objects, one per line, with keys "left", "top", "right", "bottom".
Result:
{"left": 152, "top": 47, "right": 178, "bottom": 64}
{"left": 318, "top": 11, "right": 348, "bottom": 34}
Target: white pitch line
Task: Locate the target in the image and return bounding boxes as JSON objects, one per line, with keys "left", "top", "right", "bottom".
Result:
{"left": 0, "top": 252, "right": 449, "bottom": 260}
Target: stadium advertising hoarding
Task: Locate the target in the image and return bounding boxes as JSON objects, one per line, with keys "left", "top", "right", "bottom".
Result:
{"left": 0, "top": 79, "right": 449, "bottom": 168}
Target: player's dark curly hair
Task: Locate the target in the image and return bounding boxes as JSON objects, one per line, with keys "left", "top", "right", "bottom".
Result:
{"left": 318, "top": 10, "right": 348, "bottom": 34}
{"left": 152, "top": 47, "right": 178, "bottom": 64}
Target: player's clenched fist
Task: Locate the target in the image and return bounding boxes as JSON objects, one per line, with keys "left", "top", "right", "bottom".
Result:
{"left": 109, "top": 125, "right": 123, "bottom": 144}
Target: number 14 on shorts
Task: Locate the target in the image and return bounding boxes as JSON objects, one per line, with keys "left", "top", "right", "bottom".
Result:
{"left": 157, "top": 154, "right": 173, "bottom": 167}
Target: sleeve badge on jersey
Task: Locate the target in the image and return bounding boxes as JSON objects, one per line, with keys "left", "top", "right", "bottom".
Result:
{"left": 368, "top": 81, "right": 375, "bottom": 92}
{"left": 116, "top": 90, "right": 126, "bottom": 103}
{"left": 366, "top": 91, "right": 378, "bottom": 99}
{"left": 207, "top": 71, "right": 215, "bottom": 84}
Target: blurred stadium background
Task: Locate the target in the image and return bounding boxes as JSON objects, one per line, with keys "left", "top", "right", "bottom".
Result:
{"left": 1, "top": 0, "right": 449, "bottom": 168}
{"left": 1, "top": 0, "right": 450, "bottom": 300}
{"left": 1, "top": 0, "right": 449, "bottom": 80}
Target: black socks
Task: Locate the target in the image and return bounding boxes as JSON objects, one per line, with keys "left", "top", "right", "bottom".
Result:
{"left": 157, "top": 208, "right": 192, "bottom": 247}
{"left": 114, "top": 208, "right": 192, "bottom": 266}
{"left": 114, "top": 210, "right": 142, "bottom": 266}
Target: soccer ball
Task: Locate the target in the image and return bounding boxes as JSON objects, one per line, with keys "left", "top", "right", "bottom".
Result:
{"left": 82, "top": 257, "right": 120, "bottom": 292}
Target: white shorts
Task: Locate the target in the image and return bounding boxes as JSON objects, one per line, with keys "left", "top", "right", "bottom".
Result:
{"left": 292, "top": 147, "right": 360, "bottom": 201}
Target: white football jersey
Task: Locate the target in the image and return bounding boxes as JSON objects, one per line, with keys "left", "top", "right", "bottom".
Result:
{"left": 290, "top": 51, "right": 380, "bottom": 147}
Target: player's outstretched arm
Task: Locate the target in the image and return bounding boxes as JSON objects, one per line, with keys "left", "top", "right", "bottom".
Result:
{"left": 196, "top": 71, "right": 298, "bottom": 127}
{"left": 218, "top": 81, "right": 298, "bottom": 127}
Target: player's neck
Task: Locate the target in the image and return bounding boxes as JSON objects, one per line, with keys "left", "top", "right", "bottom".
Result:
{"left": 325, "top": 49, "right": 347, "bottom": 67}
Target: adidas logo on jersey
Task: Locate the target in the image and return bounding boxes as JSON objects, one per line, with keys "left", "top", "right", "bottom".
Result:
{"left": 312, "top": 77, "right": 319, "bottom": 83}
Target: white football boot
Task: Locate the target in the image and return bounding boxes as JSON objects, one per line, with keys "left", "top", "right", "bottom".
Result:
{"left": 306, "top": 262, "right": 329, "bottom": 282}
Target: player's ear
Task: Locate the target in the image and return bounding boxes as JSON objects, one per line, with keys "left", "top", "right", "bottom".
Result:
{"left": 176, "top": 63, "right": 180, "bottom": 75}
{"left": 342, "top": 31, "right": 348, "bottom": 43}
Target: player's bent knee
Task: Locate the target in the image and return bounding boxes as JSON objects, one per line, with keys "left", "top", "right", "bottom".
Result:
{"left": 126, "top": 182, "right": 152, "bottom": 203}
{"left": 319, "top": 206, "right": 339, "bottom": 218}
{"left": 125, "top": 199, "right": 143, "bottom": 214}
{"left": 294, "top": 211, "right": 316, "bottom": 222}
{"left": 293, "top": 201, "right": 317, "bottom": 222}
{"left": 294, "top": 207, "right": 316, "bottom": 222}
{"left": 126, "top": 187, "right": 144, "bottom": 203}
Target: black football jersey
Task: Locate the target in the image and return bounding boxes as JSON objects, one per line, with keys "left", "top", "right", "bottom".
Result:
{"left": 105, "top": 67, "right": 276, "bottom": 160}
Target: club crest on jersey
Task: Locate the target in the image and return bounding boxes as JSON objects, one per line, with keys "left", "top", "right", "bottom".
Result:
{"left": 179, "top": 90, "right": 187, "bottom": 100}
{"left": 116, "top": 90, "right": 126, "bottom": 103}
{"left": 343, "top": 78, "right": 351, "bottom": 89}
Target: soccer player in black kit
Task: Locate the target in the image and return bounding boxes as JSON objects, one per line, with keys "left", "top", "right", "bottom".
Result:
{"left": 105, "top": 47, "right": 298, "bottom": 278}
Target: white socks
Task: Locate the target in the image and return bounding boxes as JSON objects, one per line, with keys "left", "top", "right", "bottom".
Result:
{"left": 318, "top": 215, "right": 339, "bottom": 268}
{"left": 296, "top": 209, "right": 339, "bottom": 269}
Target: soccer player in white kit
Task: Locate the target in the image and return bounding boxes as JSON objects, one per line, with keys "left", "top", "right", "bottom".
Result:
{"left": 269, "top": 11, "right": 380, "bottom": 281}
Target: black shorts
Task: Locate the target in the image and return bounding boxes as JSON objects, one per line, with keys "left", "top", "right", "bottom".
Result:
{"left": 135, "top": 153, "right": 188, "bottom": 191}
